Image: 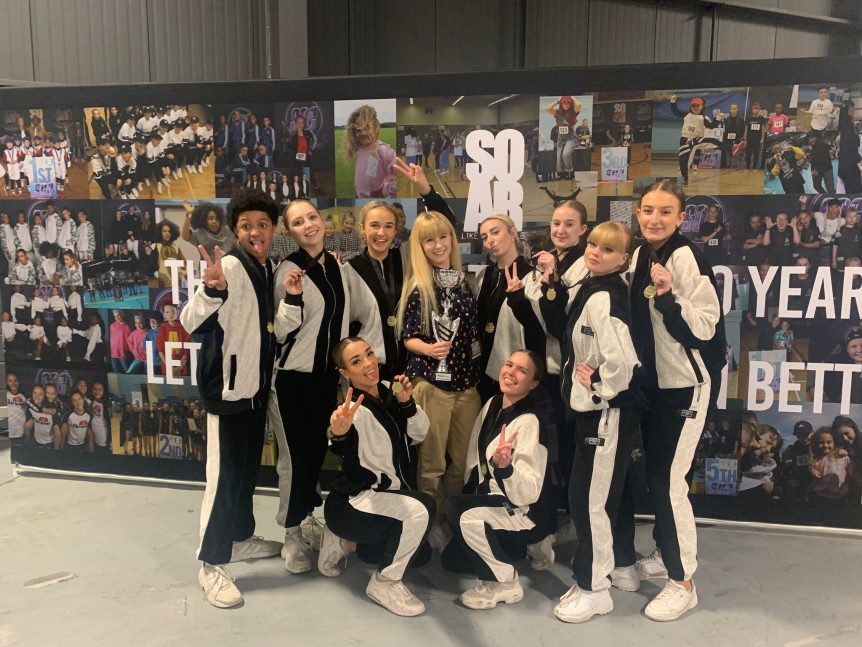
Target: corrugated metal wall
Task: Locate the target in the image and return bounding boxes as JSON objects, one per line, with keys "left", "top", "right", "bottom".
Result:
{"left": 0, "top": 0, "right": 304, "bottom": 84}
{"left": 0, "top": 0, "right": 854, "bottom": 84}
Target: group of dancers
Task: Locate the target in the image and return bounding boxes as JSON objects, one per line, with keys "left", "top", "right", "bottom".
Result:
{"left": 182, "top": 159, "right": 725, "bottom": 623}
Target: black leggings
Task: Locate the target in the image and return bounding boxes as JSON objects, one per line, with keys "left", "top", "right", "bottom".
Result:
{"left": 275, "top": 369, "right": 339, "bottom": 527}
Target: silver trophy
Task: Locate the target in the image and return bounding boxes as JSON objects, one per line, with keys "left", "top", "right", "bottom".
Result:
{"left": 431, "top": 269, "right": 464, "bottom": 382}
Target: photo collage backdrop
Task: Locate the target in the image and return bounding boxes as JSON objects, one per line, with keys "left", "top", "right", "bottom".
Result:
{"left": 2, "top": 84, "right": 861, "bottom": 527}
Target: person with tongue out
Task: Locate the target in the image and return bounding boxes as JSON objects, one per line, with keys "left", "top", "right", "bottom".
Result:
{"left": 180, "top": 188, "right": 285, "bottom": 609}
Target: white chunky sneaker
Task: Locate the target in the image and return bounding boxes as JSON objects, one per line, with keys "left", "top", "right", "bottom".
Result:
{"left": 610, "top": 565, "right": 640, "bottom": 592}
{"left": 526, "top": 534, "right": 555, "bottom": 570}
{"left": 317, "top": 525, "right": 348, "bottom": 577}
{"left": 300, "top": 515, "right": 324, "bottom": 551}
{"left": 198, "top": 563, "right": 242, "bottom": 608}
{"left": 553, "top": 584, "right": 613, "bottom": 623}
{"left": 230, "top": 535, "right": 282, "bottom": 562}
{"left": 281, "top": 528, "right": 312, "bottom": 574}
{"left": 365, "top": 571, "right": 425, "bottom": 617}
{"left": 636, "top": 549, "right": 668, "bottom": 580}
{"left": 645, "top": 580, "right": 698, "bottom": 622}
{"left": 460, "top": 574, "right": 524, "bottom": 610}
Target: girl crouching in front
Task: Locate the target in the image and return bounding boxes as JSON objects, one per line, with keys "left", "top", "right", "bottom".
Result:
{"left": 442, "top": 350, "right": 554, "bottom": 609}
{"left": 319, "top": 337, "right": 434, "bottom": 617}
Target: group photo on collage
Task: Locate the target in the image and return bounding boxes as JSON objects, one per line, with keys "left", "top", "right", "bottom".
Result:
{"left": 3, "top": 82, "right": 862, "bottom": 622}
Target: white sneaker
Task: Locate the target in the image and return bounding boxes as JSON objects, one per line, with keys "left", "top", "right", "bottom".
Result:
{"left": 230, "top": 535, "right": 282, "bottom": 562}
{"left": 281, "top": 528, "right": 312, "bottom": 574}
{"left": 610, "top": 565, "right": 640, "bottom": 592}
{"left": 644, "top": 580, "right": 698, "bottom": 621}
{"left": 300, "top": 515, "right": 324, "bottom": 551}
{"left": 365, "top": 571, "right": 425, "bottom": 617}
{"left": 553, "top": 584, "right": 613, "bottom": 623}
{"left": 636, "top": 549, "right": 669, "bottom": 580}
{"left": 156, "top": 180, "right": 163, "bottom": 194}
{"left": 198, "top": 563, "right": 242, "bottom": 608}
{"left": 526, "top": 534, "right": 555, "bottom": 571}
{"left": 130, "top": 188, "right": 139, "bottom": 198}
{"left": 427, "top": 524, "right": 450, "bottom": 553}
{"left": 553, "top": 517, "right": 577, "bottom": 546}
{"left": 460, "top": 574, "right": 524, "bottom": 610}
{"left": 317, "top": 525, "right": 347, "bottom": 577}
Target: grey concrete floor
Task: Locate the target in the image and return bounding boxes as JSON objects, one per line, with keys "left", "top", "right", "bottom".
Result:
{"left": 1, "top": 435, "right": 861, "bottom": 647}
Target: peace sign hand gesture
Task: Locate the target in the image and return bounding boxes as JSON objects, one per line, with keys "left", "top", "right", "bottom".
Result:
{"left": 199, "top": 245, "right": 227, "bottom": 291}
{"left": 504, "top": 263, "right": 524, "bottom": 293}
{"left": 329, "top": 387, "right": 365, "bottom": 437}
{"left": 393, "top": 157, "right": 432, "bottom": 195}
{"left": 491, "top": 423, "right": 519, "bottom": 469}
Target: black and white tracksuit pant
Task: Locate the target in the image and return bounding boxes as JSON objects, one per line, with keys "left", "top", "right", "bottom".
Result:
{"left": 197, "top": 406, "right": 267, "bottom": 565}
{"left": 570, "top": 406, "right": 638, "bottom": 591}
{"left": 324, "top": 489, "right": 434, "bottom": 580}
{"left": 614, "top": 382, "right": 711, "bottom": 582}
{"left": 443, "top": 495, "right": 544, "bottom": 583}
{"left": 273, "top": 370, "right": 339, "bottom": 528}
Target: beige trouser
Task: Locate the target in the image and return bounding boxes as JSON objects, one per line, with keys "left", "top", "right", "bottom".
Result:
{"left": 412, "top": 377, "right": 481, "bottom": 523}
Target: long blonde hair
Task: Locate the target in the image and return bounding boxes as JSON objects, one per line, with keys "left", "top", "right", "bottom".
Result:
{"left": 344, "top": 105, "right": 380, "bottom": 161}
{"left": 396, "top": 211, "right": 462, "bottom": 337}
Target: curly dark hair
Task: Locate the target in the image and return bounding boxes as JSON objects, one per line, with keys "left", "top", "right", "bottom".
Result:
{"left": 190, "top": 201, "right": 227, "bottom": 230}
{"left": 159, "top": 219, "right": 181, "bottom": 244}
{"left": 226, "top": 188, "right": 279, "bottom": 231}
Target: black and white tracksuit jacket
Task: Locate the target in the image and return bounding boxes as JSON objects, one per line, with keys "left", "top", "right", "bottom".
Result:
{"left": 463, "top": 392, "right": 553, "bottom": 532}
{"left": 628, "top": 231, "right": 726, "bottom": 390}
{"left": 180, "top": 245, "right": 276, "bottom": 413}
{"left": 274, "top": 249, "right": 385, "bottom": 372}
{"left": 532, "top": 254, "right": 589, "bottom": 376}
{"left": 562, "top": 272, "right": 640, "bottom": 412}
{"left": 476, "top": 256, "right": 546, "bottom": 380}
{"left": 328, "top": 385, "right": 429, "bottom": 496}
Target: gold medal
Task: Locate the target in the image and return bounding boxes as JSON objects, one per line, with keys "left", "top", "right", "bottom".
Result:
{"left": 485, "top": 323, "right": 495, "bottom": 334}
{"left": 481, "top": 464, "right": 488, "bottom": 476}
{"left": 546, "top": 287, "right": 557, "bottom": 301}
{"left": 387, "top": 315, "right": 397, "bottom": 327}
{"left": 391, "top": 381, "right": 403, "bottom": 394}
{"left": 643, "top": 285, "right": 657, "bottom": 299}
{"left": 267, "top": 322, "right": 274, "bottom": 333}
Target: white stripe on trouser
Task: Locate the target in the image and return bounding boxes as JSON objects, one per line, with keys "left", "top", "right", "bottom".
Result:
{"left": 587, "top": 408, "right": 619, "bottom": 591}
{"left": 197, "top": 413, "right": 222, "bottom": 559}
{"left": 267, "top": 381, "right": 293, "bottom": 527}
{"left": 669, "top": 383, "right": 710, "bottom": 581}
{"left": 348, "top": 490, "right": 429, "bottom": 581}
{"left": 459, "top": 505, "right": 535, "bottom": 583}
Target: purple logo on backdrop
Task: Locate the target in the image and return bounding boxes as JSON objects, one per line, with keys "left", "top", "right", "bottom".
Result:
{"left": 807, "top": 194, "right": 862, "bottom": 214}
{"left": 228, "top": 107, "right": 253, "bottom": 126}
{"left": 152, "top": 287, "right": 188, "bottom": 310}
{"left": 635, "top": 102, "right": 652, "bottom": 122}
{"left": 35, "top": 369, "right": 74, "bottom": 396}
{"left": 52, "top": 108, "right": 74, "bottom": 132}
{"left": 2, "top": 109, "right": 24, "bottom": 134}
{"left": 683, "top": 195, "right": 727, "bottom": 235}
{"left": 282, "top": 102, "right": 328, "bottom": 148}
